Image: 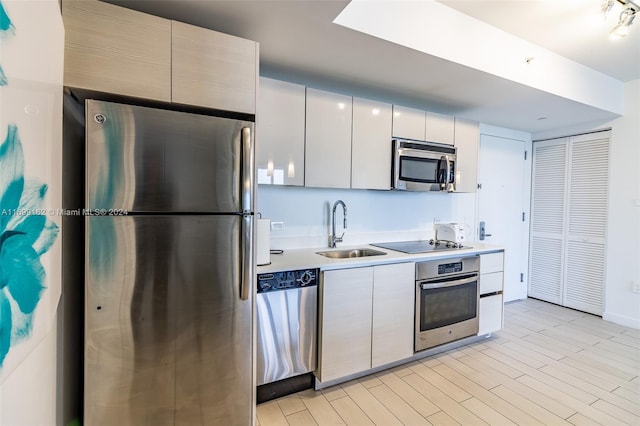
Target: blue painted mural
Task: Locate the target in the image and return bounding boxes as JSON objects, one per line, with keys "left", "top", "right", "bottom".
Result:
{"left": 0, "top": 125, "right": 59, "bottom": 365}
{"left": 0, "top": 0, "right": 14, "bottom": 35}
{"left": 0, "top": 0, "right": 11, "bottom": 88}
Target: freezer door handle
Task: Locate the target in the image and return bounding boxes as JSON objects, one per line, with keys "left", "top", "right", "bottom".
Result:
{"left": 240, "top": 215, "right": 252, "bottom": 301}
{"left": 241, "top": 127, "right": 253, "bottom": 213}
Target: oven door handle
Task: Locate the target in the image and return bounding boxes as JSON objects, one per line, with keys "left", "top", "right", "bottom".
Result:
{"left": 420, "top": 275, "right": 478, "bottom": 290}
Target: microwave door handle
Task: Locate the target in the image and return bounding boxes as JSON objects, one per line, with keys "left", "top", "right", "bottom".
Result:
{"left": 447, "top": 156, "right": 455, "bottom": 192}
{"left": 439, "top": 155, "right": 450, "bottom": 191}
{"left": 420, "top": 275, "right": 478, "bottom": 290}
{"left": 444, "top": 155, "right": 455, "bottom": 192}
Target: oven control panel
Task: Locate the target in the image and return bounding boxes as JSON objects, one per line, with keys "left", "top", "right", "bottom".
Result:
{"left": 257, "top": 269, "right": 319, "bottom": 293}
{"left": 416, "top": 256, "right": 480, "bottom": 281}
{"left": 438, "top": 262, "right": 463, "bottom": 275}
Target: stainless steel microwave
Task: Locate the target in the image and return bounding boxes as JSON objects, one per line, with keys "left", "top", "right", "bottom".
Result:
{"left": 392, "top": 139, "right": 457, "bottom": 192}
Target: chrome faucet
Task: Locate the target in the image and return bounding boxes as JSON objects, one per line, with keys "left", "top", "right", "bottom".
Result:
{"left": 330, "top": 200, "right": 347, "bottom": 248}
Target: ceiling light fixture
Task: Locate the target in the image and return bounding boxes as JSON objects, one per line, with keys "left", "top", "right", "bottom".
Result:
{"left": 601, "top": 0, "right": 616, "bottom": 18}
{"left": 607, "top": 0, "right": 639, "bottom": 39}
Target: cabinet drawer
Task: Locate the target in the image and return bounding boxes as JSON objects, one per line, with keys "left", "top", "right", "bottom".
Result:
{"left": 480, "top": 272, "right": 503, "bottom": 295}
{"left": 479, "top": 293, "right": 503, "bottom": 335}
{"left": 480, "top": 252, "right": 504, "bottom": 274}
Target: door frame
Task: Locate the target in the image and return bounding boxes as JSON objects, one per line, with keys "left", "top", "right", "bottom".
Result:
{"left": 476, "top": 124, "right": 532, "bottom": 301}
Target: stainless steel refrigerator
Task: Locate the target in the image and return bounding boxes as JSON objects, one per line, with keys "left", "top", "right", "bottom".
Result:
{"left": 84, "top": 99, "right": 255, "bottom": 425}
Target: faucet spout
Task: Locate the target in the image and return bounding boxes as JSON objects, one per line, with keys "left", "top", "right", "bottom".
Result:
{"left": 331, "top": 200, "right": 347, "bottom": 248}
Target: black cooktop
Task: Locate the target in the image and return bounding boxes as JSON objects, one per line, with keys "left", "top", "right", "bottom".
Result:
{"left": 371, "top": 240, "right": 469, "bottom": 254}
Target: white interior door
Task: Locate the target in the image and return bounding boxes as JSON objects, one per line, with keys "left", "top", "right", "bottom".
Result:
{"left": 477, "top": 135, "right": 528, "bottom": 302}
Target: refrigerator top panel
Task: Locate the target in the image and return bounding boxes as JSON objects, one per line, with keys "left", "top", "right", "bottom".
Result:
{"left": 86, "top": 99, "right": 254, "bottom": 213}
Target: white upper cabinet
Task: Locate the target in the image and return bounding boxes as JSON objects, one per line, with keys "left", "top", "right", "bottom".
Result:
{"left": 392, "top": 106, "right": 455, "bottom": 146}
{"left": 352, "top": 98, "right": 393, "bottom": 190}
{"left": 392, "top": 105, "right": 426, "bottom": 140}
{"left": 454, "top": 118, "right": 479, "bottom": 193}
{"left": 305, "top": 88, "right": 353, "bottom": 189}
{"left": 62, "top": 0, "right": 171, "bottom": 101}
{"left": 257, "top": 78, "right": 305, "bottom": 186}
{"left": 425, "top": 112, "right": 455, "bottom": 145}
{"left": 172, "top": 21, "right": 258, "bottom": 114}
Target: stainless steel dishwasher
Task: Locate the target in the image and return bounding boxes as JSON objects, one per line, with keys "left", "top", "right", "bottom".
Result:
{"left": 256, "top": 269, "right": 318, "bottom": 385}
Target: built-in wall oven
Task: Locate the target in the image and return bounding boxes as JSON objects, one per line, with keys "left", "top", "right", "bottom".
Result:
{"left": 415, "top": 256, "right": 480, "bottom": 352}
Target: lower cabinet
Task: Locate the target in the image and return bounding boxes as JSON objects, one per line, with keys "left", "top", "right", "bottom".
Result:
{"left": 317, "top": 263, "right": 414, "bottom": 383}
{"left": 318, "top": 267, "right": 373, "bottom": 382}
{"left": 372, "top": 264, "right": 414, "bottom": 367}
{"left": 479, "top": 293, "right": 503, "bottom": 335}
{"left": 478, "top": 252, "right": 505, "bottom": 335}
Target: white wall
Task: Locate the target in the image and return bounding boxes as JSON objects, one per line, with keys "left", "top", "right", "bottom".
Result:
{"left": 534, "top": 79, "right": 640, "bottom": 329}
{"left": 257, "top": 186, "right": 477, "bottom": 250}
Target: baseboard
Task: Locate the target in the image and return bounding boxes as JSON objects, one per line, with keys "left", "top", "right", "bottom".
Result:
{"left": 256, "top": 373, "right": 314, "bottom": 404}
{"left": 602, "top": 311, "right": 640, "bottom": 329}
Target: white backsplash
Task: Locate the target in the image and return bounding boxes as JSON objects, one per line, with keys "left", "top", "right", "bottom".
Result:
{"left": 257, "top": 185, "right": 478, "bottom": 250}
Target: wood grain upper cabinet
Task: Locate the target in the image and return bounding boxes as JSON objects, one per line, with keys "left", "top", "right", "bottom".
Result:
{"left": 62, "top": 0, "right": 171, "bottom": 101}
{"left": 351, "top": 98, "right": 392, "bottom": 190}
{"left": 172, "top": 21, "right": 258, "bottom": 114}
{"left": 425, "top": 112, "right": 455, "bottom": 145}
{"left": 454, "top": 118, "right": 480, "bottom": 193}
{"left": 305, "top": 88, "right": 353, "bottom": 189}
{"left": 256, "top": 78, "right": 305, "bottom": 186}
{"left": 392, "top": 105, "right": 425, "bottom": 140}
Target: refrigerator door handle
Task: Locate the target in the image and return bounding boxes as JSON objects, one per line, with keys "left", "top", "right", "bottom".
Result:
{"left": 240, "top": 126, "right": 254, "bottom": 301}
{"left": 240, "top": 214, "right": 252, "bottom": 301}
{"left": 241, "top": 127, "right": 253, "bottom": 213}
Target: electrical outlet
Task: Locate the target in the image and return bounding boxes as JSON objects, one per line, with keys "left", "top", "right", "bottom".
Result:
{"left": 632, "top": 281, "right": 640, "bottom": 294}
{"left": 271, "top": 221, "right": 284, "bottom": 231}
{"left": 434, "top": 218, "right": 441, "bottom": 224}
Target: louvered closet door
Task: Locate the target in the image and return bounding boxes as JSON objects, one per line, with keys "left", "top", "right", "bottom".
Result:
{"left": 564, "top": 132, "right": 610, "bottom": 315}
{"left": 529, "top": 139, "right": 568, "bottom": 304}
{"left": 529, "top": 131, "right": 610, "bottom": 315}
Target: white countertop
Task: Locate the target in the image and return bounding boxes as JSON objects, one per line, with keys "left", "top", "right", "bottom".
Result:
{"left": 257, "top": 242, "right": 504, "bottom": 273}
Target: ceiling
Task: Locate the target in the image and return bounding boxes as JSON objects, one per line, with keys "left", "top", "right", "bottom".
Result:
{"left": 103, "top": 0, "right": 639, "bottom": 134}
{"left": 441, "top": 0, "right": 639, "bottom": 83}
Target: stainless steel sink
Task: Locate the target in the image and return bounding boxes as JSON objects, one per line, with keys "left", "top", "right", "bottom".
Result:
{"left": 316, "top": 248, "right": 387, "bottom": 259}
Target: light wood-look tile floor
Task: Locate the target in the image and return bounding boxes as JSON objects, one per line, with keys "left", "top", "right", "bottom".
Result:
{"left": 256, "top": 298, "right": 640, "bottom": 425}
